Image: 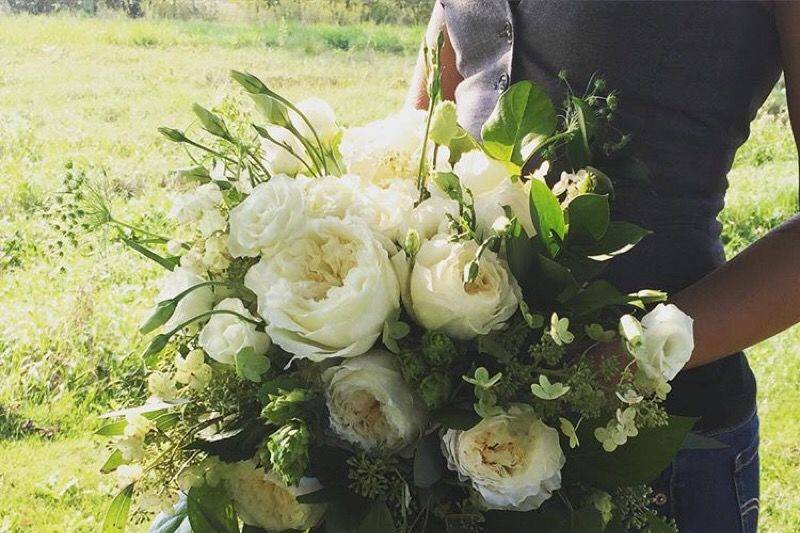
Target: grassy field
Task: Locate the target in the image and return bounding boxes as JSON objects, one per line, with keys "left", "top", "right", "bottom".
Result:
{"left": 0, "top": 14, "right": 798, "bottom": 532}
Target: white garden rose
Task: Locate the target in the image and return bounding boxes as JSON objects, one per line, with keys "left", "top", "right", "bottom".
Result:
{"left": 399, "top": 195, "right": 459, "bottom": 241}
{"left": 261, "top": 127, "right": 307, "bottom": 176}
{"left": 406, "top": 236, "right": 519, "bottom": 339}
{"left": 340, "top": 109, "right": 427, "bottom": 186}
{"left": 323, "top": 351, "right": 427, "bottom": 453}
{"left": 349, "top": 179, "right": 417, "bottom": 241}
{"left": 441, "top": 405, "right": 565, "bottom": 511}
{"left": 223, "top": 461, "right": 325, "bottom": 532}
{"left": 290, "top": 97, "right": 339, "bottom": 144}
{"left": 155, "top": 266, "right": 214, "bottom": 331}
{"left": 452, "top": 150, "right": 534, "bottom": 236}
{"left": 303, "top": 174, "right": 360, "bottom": 219}
{"left": 169, "top": 183, "right": 223, "bottom": 224}
{"left": 227, "top": 175, "right": 306, "bottom": 258}
{"left": 244, "top": 217, "right": 400, "bottom": 361}
{"left": 198, "top": 298, "right": 270, "bottom": 365}
{"left": 633, "top": 303, "right": 694, "bottom": 381}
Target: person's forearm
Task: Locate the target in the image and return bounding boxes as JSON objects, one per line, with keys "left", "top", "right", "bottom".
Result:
{"left": 405, "top": 2, "right": 461, "bottom": 110}
{"left": 672, "top": 215, "right": 800, "bottom": 369}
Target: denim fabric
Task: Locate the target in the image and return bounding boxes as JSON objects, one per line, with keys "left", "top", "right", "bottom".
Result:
{"left": 651, "top": 412, "right": 760, "bottom": 532}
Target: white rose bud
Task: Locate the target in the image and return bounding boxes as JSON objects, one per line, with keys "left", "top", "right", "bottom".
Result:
{"left": 399, "top": 195, "right": 458, "bottom": 241}
{"left": 407, "top": 236, "right": 519, "bottom": 339}
{"left": 228, "top": 175, "right": 306, "bottom": 258}
{"left": 261, "top": 127, "right": 307, "bottom": 176}
{"left": 223, "top": 461, "right": 326, "bottom": 532}
{"left": 290, "top": 97, "right": 339, "bottom": 144}
{"left": 198, "top": 298, "right": 270, "bottom": 365}
{"left": 453, "top": 150, "right": 534, "bottom": 237}
{"left": 441, "top": 405, "right": 565, "bottom": 511}
{"left": 491, "top": 215, "right": 512, "bottom": 235}
{"left": 323, "top": 351, "right": 427, "bottom": 453}
{"left": 244, "top": 217, "right": 400, "bottom": 361}
{"left": 633, "top": 303, "right": 694, "bottom": 381}
{"left": 155, "top": 266, "right": 214, "bottom": 331}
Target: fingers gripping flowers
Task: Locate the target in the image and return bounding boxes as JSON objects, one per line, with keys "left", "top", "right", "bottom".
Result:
{"left": 92, "top": 69, "right": 696, "bottom": 533}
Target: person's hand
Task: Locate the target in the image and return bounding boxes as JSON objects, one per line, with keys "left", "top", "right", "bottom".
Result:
{"left": 585, "top": 340, "right": 633, "bottom": 390}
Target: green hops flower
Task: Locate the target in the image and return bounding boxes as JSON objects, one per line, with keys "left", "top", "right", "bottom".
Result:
{"left": 261, "top": 388, "right": 310, "bottom": 426}
{"left": 429, "top": 100, "right": 459, "bottom": 146}
{"left": 418, "top": 372, "right": 452, "bottom": 410}
{"left": 398, "top": 351, "right": 428, "bottom": 386}
{"left": 421, "top": 330, "right": 458, "bottom": 367}
{"left": 265, "top": 420, "right": 311, "bottom": 486}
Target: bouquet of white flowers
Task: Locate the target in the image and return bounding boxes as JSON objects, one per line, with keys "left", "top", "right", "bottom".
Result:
{"left": 81, "top": 49, "right": 704, "bottom": 533}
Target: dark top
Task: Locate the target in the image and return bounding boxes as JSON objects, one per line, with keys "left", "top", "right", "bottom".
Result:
{"left": 436, "top": 0, "right": 783, "bottom": 431}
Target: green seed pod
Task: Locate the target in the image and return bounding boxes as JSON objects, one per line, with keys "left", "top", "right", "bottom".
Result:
{"left": 398, "top": 351, "right": 428, "bottom": 385}
{"left": 421, "top": 330, "right": 459, "bottom": 367}
{"left": 417, "top": 372, "right": 453, "bottom": 410}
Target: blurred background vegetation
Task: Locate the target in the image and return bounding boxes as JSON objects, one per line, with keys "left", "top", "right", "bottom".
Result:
{"left": 0, "top": 3, "right": 797, "bottom": 532}
{"left": 1, "top": 0, "right": 432, "bottom": 24}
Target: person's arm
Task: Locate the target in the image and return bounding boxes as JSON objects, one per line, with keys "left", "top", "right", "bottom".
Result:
{"left": 405, "top": 2, "right": 462, "bottom": 110}
{"left": 674, "top": 1, "right": 800, "bottom": 369}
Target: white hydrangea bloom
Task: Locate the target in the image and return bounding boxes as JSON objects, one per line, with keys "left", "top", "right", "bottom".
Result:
{"left": 169, "top": 183, "right": 223, "bottom": 224}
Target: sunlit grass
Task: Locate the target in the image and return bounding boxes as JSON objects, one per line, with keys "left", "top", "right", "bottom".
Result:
{"left": 0, "top": 14, "right": 797, "bottom": 532}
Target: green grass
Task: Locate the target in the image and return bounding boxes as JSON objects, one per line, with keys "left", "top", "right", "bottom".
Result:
{"left": 0, "top": 14, "right": 798, "bottom": 532}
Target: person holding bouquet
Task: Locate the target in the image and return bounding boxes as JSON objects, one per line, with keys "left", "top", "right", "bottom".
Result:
{"left": 408, "top": 2, "right": 800, "bottom": 532}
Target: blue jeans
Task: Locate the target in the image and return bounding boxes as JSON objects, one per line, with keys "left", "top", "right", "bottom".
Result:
{"left": 651, "top": 412, "right": 760, "bottom": 532}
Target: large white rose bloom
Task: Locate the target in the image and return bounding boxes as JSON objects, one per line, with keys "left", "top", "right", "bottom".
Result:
{"left": 442, "top": 405, "right": 565, "bottom": 511}
{"left": 261, "top": 127, "right": 307, "bottom": 177}
{"left": 244, "top": 217, "right": 400, "bottom": 361}
{"left": 305, "top": 175, "right": 418, "bottom": 242}
{"left": 452, "top": 150, "right": 534, "bottom": 237}
{"left": 223, "top": 461, "right": 325, "bottom": 532}
{"left": 155, "top": 266, "right": 214, "bottom": 331}
{"left": 634, "top": 303, "right": 694, "bottom": 381}
{"left": 406, "top": 236, "right": 519, "bottom": 339}
{"left": 227, "top": 175, "right": 306, "bottom": 258}
{"left": 340, "top": 109, "right": 426, "bottom": 186}
{"left": 323, "top": 351, "right": 427, "bottom": 453}
{"left": 290, "top": 97, "right": 339, "bottom": 144}
{"left": 198, "top": 298, "right": 270, "bottom": 365}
